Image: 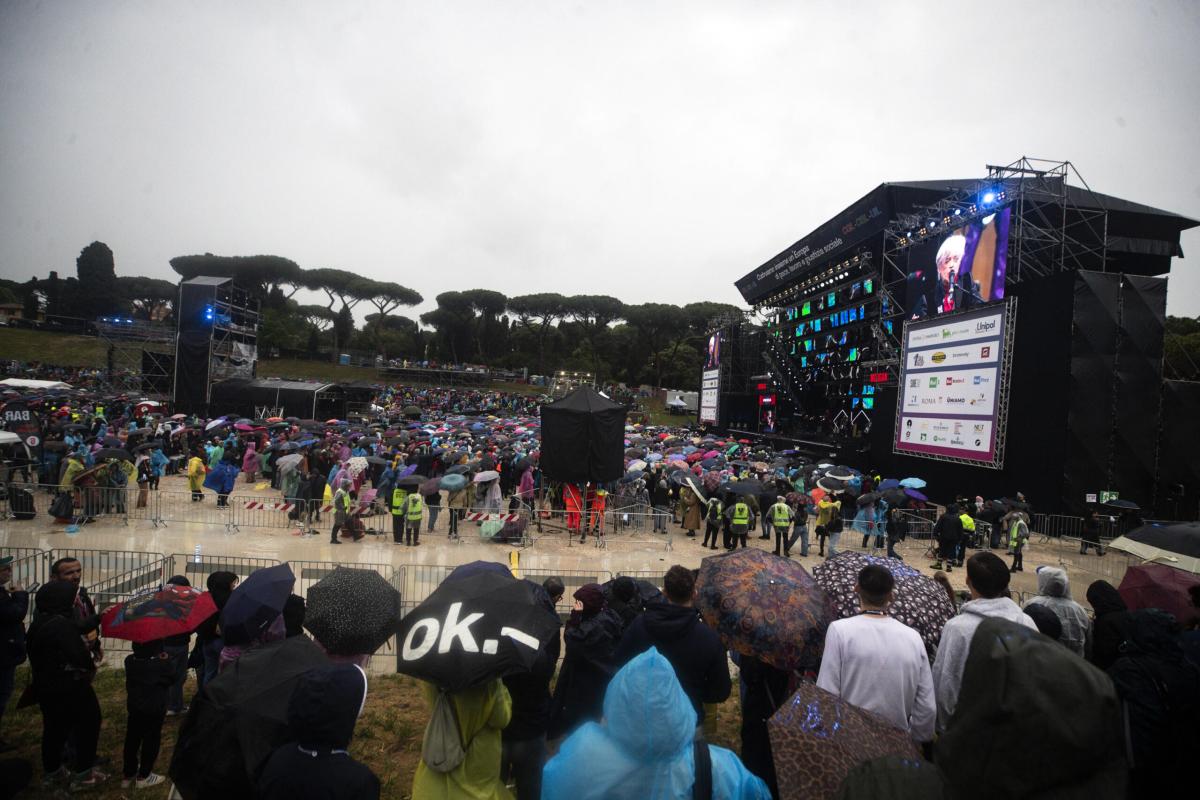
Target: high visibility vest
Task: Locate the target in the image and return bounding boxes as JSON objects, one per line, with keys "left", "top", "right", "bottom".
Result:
{"left": 406, "top": 493, "right": 424, "bottom": 521}
{"left": 959, "top": 513, "right": 976, "bottom": 532}
{"left": 390, "top": 488, "right": 408, "bottom": 516}
{"left": 335, "top": 491, "right": 351, "bottom": 513}
{"left": 732, "top": 502, "right": 750, "bottom": 525}
{"left": 707, "top": 499, "right": 723, "bottom": 520}
{"left": 772, "top": 502, "right": 791, "bottom": 526}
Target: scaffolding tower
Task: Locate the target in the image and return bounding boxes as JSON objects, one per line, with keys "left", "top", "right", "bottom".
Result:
{"left": 95, "top": 318, "right": 176, "bottom": 401}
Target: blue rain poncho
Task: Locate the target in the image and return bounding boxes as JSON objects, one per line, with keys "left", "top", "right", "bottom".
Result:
{"left": 541, "top": 648, "right": 770, "bottom": 800}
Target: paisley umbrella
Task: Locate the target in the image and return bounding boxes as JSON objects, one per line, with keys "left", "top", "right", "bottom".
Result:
{"left": 812, "top": 551, "right": 954, "bottom": 659}
{"left": 695, "top": 548, "right": 833, "bottom": 671}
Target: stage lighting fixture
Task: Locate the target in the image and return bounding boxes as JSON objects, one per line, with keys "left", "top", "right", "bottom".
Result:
{"left": 981, "top": 190, "right": 997, "bottom": 205}
{"left": 954, "top": 208, "right": 961, "bottom": 215}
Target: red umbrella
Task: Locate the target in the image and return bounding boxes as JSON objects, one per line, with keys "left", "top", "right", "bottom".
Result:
{"left": 1118, "top": 563, "right": 1200, "bottom": 623}
{"left": 100, "top": 584, "right": 217, "bottom": 643}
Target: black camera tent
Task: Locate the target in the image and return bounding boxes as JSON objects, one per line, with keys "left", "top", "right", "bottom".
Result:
{"left": 538, "top": 387, "right": 628, "bottom": 483}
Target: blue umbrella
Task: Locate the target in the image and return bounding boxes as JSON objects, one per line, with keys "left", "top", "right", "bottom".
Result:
{"left": 900, "top": 477, "right": 927, "bottom": 489}
{"left": 439, "top": 473, "right": 468, "bottom": 491}
{"left": 878, "top": 478, "right": 901, "bottom": 490}
{"left": 220, "top": 563, "right": 296, "bottom": 646}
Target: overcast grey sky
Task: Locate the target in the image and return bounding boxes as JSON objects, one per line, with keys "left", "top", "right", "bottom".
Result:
{"left": 2, "top": 0, "right": 1197, "bottom": 322}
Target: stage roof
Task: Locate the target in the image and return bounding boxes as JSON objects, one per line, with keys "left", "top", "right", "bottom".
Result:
{"left": 736, "top": 177, "right": 1198, "bottom": 305}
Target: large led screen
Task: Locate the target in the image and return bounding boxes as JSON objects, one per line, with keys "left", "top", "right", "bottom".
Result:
{"left": 894, "top": 302, "right": 1013, "bottom": 468}
{"left": 905, "top": 207, "right": 1010, "bottom": 320}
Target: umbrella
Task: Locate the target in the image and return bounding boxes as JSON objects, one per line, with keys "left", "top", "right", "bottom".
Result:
{"left": 419, "top": 477, "right": 443, "bottom": 496}
{"left": 445, "top": 463, "right": 471, "bottom": 475}
{"left": 439, "top": 473, "right": 468, "bottom": 492}
{"left": 394, "top": 570, "right": 561, "bottom": 691}
{"left": 601, "top": 578, "right": 663, "bottom": 608}
{"left": 205, "top": 417, "right": 230, "bottom": 431}
{"left": 1108, "top": 522, "right": 1200, "bottom": 574}
{"left": 723, "top": 479, "right": 765, "bottom": 496}
{"left": 133, "top": 441, "right": 164, "bottom": 453}
{"left": 683, "top": 476, "right": 707, "bottom": 502}
{"left": 1118, "top": 563, "right": 1200, "bottom": 620}
{"left": 817, "top": 477, "right": 847, "bottom": 493}
{"left": 42, "top": 440, "right": 69, "bottom": 452}
{"left": 695, "top": 549, "right": 833, "bottom": 671}
{"left": 1101, "top": 498, "right": 1140, "bottom": 511}
{"left": 856, "top": 492, "right": 881, "bottom": 507}
{"left": 304, "top": 567, "right": 403, "bottom": 655}
{"left": 626, "top": 459, "right": 647, "bottom": 473}
{"left": 904, "top": 488, "right": 928, "bottom": 503}
{"left": 396, "top": 474, "right": 427, "bottom": 489}
{"left": 168, "top": 636, "right": 330, "bottom": 799}
{"left": 345, "top": 456, "right": 369, "bottom": 478}
{"left": 899, "top": 477, "right": 926, "bottom": 489}
{"left": 878, "top": 478, "right": 901, "bottom": 490}
{"left": 813, "top": 551, "right": 955, "bottom": 658}
{"left": 825, "top": 467, "right": 857, "bottom": 481}
{"left": 473, "top": 470, "right": 500, "bottom": 483}
{"left": 364, "top": 455, "right": 390, "bottom": 466}
{"left": 220, "top": 564, "right": 296, "bottom": 646}
{"left": 94, "top": 447, "right": 131, "bottom": 462}
{"left": 274, "top": 453, "right": 304, "bottom": 474}
{"left": 768, "top": 682, "right": 922, "bottom": 800}
{"left": 102, "top": 436, "right": 123, "bottom": 447}
{"left": 100, "top": 584, "right": 217, "bottom": 643}
{"left": 881, "top": 488, "right": 909, "bottom": 507}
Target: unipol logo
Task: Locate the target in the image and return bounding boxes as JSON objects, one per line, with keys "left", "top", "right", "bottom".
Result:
{"left": 401, "top": 601, "right": 539, "bottom": 660}
{"left": 975, "top": 320, "right": 997, "bottom": 333}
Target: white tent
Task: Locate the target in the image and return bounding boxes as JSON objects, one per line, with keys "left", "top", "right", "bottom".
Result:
{"left": 0, "top": 378, "right": 72, "bottom": 390}
{"left": 0, "top": 431, "right": 20, "bottom": 445}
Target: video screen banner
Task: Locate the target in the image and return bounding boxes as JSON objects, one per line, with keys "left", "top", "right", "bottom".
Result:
{"left": 894, "top": 302, "right": 1013, "bottom": 468}
{"left": 905, "top": 207, "right": 1010, "bottom": 320}
{"left": 699, "top": 332, "right": 721, "bottom": 424}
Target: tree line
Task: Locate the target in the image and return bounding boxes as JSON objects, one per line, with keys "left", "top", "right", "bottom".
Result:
{"left": 3, "top": 243, "right": 743, "bottom": 390}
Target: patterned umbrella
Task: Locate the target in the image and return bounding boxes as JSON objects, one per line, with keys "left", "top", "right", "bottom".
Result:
{"left": 812, "top": 551, "right": 954, "bottom": 659}
{"left": 345, "top": 456, "right": 368, "bottom": 478}
{"left": 100, "top": 584, "right": 217, "bottom": 643}
{"left": 768, "top": 682, "right": 921, "bottom": 800}
{"left": 695, "top": 548, "right": 834, "bottom": 672}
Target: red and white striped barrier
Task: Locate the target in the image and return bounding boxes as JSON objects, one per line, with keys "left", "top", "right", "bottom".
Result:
{"left": 242, "top": 500, "right": 295, "bottom": 513}
{"left": 464, "top": 512, "right": 520, "bottom": 522}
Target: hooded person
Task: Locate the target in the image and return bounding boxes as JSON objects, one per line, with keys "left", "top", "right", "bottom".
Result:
{"left": 548, "top": 584, "right": 624, "bottom": 740}
{"left": 541, "top": 648, "right": 771, "bottom": 800}
{"left": 1023, "top": 566, "right": 1090, "bottom": 657}
{"left": 196, "top": 571, "right": 239, "bottom": 689}
{"left": 612, "top": 565, "right": 732, "bottom": 724}
{"left": 411, "top": 677, "right": 513, "bottom": 800}
{"left": 1086, "top": 580, "right": 1135, "bottom": 671}
{"left": 936, "top": 617, "right": 1126, "bottom": 800}
{"left": 1022, "top": 603, "right": 1064, "bottom": 643}
{"left": 257, "top": 664, "right": 379, "bottom": 800}
{"left": 26, "top": 581, "right": 105, "bottom": 789}
{"left": 1107, "top": 609, "right": 1200, "bottom": 799}
{"left": 931, "top": 552, "right": 1037, "bottom": 733}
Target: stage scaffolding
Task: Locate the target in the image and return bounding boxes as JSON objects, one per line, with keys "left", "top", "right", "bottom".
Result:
{"left": 95, "top": 319, "right": 176, "bottom": 401}
{"left": 877, "top": 157, "right": 1109, "bottom": 354}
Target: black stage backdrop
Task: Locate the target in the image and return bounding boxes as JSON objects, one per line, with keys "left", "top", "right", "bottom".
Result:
{"left": 1156, "top": 380, "right": 1200, "bottom": 520}
{"left": 1112, "top": 275, "right": 1167, "bottom": 506}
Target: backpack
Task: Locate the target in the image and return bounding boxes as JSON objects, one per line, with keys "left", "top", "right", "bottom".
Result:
{"left": 421, "top": 688, "right": 466, "bottom": 773}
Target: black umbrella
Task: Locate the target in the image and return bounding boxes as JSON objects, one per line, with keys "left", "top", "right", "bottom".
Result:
{"left": 221, "top": 564, "right": 296, "bottom": 646}
{"left": 394, "top": 571, "right": 560, "bottom": 691}
{"left": 1102, "top": 498, "right": 1140, "bottom": 511}
{"left": 881, "top": 487, "right": 909, "bottom": 507}
{"left": 42, "top": 440, "right": 69, "bottom": 452}
{"left": 133, "top": 440, "right": 163, "bottom": 453}
{"left": 364, "top": 455, "right": 390, "bottom": 466}
{"left": 169, "top": 636, "right": 329, "bottom": 799}
{"left": 396, "top": 474, "right": 428, "bottom": 489}
{"left": 857, "top": 492, "right": 881, "bottom": 507}
{"left": 305, "top": 567, "right": 403, "bottom": 656}
{"left": 95, "top": 447, "right": 132, "bottom": 461}
{"left": 445, "top": 464, "right": 471, "bottom": 475}
{"left": 817, "top": 476, "right": 847, "bottom": 493}
{"left": 723, "top": 479, "right": 766, "bottom": 496}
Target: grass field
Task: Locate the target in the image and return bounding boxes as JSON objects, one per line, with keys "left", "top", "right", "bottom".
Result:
{"left": 3, "top": 662, "right": 742, "bottom": 799}
{"left": 0, "top": 328, "right": 108, "bottom": 368}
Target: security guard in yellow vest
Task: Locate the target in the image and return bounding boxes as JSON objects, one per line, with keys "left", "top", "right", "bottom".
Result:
{"left": 768, "top": 496, "right": 794, "bottom": 556}
{"left": 725, "top": 497, "right": 753, "bottom": 549}
{"left": 390, "top": 487, "right": 409, "bottom": 544}
{"left": 404, "top": 491, "right": 425, "bottom": 546}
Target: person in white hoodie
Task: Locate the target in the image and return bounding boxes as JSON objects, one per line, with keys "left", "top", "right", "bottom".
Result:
{"left": 1022, "top": 565, "right": 1090, "bottom": 658}
{"left": 931, "top": 551, "right": 1037, "bottom": 733}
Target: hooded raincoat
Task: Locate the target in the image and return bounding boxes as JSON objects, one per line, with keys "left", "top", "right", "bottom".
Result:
{"left": 258, "top": 664, "right": 379, "bottom": 800}
{"left": 541, "top": 648, "right": 770, "bottom": 800}
{"left": 1023, "top": 566, "right": 1090, "bottom": 657}
{"left": 1085, "top": 580, "right": 1135, "bottom": 671}
{"left": 411, "top": 678, "right": 513, "bottom": 800}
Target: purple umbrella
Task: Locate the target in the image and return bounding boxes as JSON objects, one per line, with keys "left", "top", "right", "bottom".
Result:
{"left": 904, "top": 488, "right": 928, "bottom": 503}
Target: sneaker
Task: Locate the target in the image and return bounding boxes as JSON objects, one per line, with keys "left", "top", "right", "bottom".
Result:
{"left": 136, "top": 773, "right": 165, "bottom": 788}
{"left": 70, "top": 767, "right": 108, "bottom": 790}
{"left": 42, "top": 766, "right": 69, "bottom": 788}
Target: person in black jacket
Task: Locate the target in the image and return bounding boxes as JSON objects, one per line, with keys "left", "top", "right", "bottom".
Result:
{"left": 501, "top": 580, "right": 562, "bottom": 800}
{"left": 1086, "top": 580, "right": 1135, "bottom": 671}
{"left": 122, "top": 639, "right": 174, "bottom": 788}
{"left": 162, "top": 575, "right": 193, "bottom": 716}
{"left": 547, "top": 584, "right": 623, "bottom": 740}
{"left": 0, "top": 556, "right": 29, "bottom": 752}
{"left": 258, "top": 664, "right": 379, "bottom": 800}
{"left": 26, "top": 581, "right": 106, "bottom": 789}
{"left": 738, "top": 655, "right": 790, "bottom": 799}
{"left": 931, "top": 505, "right": 963, "bottom": 572}
{"left": 611, "top": 565, "right": 732, "bottom": 724}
